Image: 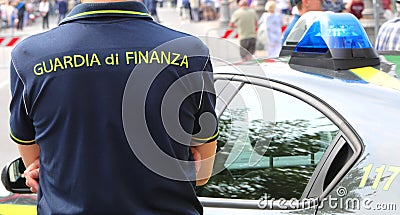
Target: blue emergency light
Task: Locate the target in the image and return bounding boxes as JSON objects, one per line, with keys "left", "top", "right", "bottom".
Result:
{"left": 287, "top": 12, "right": 380, "bottom": 70}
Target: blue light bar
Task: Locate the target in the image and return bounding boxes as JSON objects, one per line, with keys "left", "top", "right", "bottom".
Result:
{"left": 289, "top": 12, "right": 380, "bottom": 70}
{"left": 294, "top": 13, "right": 372, "bottom": 53}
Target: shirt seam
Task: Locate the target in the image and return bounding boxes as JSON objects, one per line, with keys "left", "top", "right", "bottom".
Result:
{"left": 11, "top": 59, "right": 30, "bottom": 116}
{"left": 198, "top": 55, "right": 211, "bottom": 110}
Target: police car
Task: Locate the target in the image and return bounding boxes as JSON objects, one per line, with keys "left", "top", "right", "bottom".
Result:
{"left": 2, "top": 12, "right": 400, "bottom": 214}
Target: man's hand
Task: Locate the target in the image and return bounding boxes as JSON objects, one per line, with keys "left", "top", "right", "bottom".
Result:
{"left": 24, "top": 158, "right": 39, "bottom": 193}
{"left": 190, "top": 140, "right": 217, "bottom": 186}
{"left": 17, "top": 143, "right": 40, "bottom": 193}
{"left": 190, "top": 147, "right": 201, "bottom": 174}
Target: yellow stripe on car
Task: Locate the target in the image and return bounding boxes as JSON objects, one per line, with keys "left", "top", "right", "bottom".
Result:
{"left": 0, "top": 204, "right": 36, "bottom": 215}
{"left": 350, "top": 67, "right": 400, "bottom": 91}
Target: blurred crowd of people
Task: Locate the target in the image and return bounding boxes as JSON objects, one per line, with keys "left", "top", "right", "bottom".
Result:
{"left": 228, "top": 0, "right": 399, "bottom": 58}
{"left": 175, "top": 0, "right": 221, "bottom": 21}
{"left": 138, "top": 0, "right": 221, "bottom": 23}
{"left": 0, "top": 0, "right": 78, "bottom": 30}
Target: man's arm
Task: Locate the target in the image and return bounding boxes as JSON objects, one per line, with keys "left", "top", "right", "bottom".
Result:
{"left": 17, "top": 143, "right": 40, "bottom": 168}
{"left": 18, "top": 144, "right": 40, "bottom": 193}
{"left": 190, "top": 140, "right": 217, "bottom": 186}
{"left": 229, "top": 11, "right": 237, "bottom": 28}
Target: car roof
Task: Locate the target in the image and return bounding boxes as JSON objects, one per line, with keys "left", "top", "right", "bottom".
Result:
{"left": 213, "top": 57, "right": 400, "bottom": 162}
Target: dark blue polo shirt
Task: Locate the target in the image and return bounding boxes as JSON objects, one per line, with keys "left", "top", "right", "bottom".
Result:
{"left": 9, "top": 2, "right": 218, "bottom": 214}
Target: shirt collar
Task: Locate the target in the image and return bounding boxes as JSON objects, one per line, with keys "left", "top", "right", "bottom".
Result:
{"left": 59, "top": 1, "right": 152, "bottom": 25}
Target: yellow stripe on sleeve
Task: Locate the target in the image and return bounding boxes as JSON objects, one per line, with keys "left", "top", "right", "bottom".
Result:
{"left": 192, "top": 130, "right": 219, "bottom": 142}
{"left": 10, "top": 132, "right": 35, "bottom": 144}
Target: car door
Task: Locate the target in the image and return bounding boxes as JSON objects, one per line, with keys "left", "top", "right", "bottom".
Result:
{"left": 198, "top": 74, "right": 363, "bottom": 214}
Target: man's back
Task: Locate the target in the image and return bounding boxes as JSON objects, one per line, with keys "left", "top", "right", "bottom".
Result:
{"left": 10, "top": 2, "right": 217, "bottom": 214}
{"left": 230, "top": 7, "right": 258, "bottom": 40}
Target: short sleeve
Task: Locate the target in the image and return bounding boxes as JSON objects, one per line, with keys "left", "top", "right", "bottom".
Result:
{"left": 9, "top": 61, "right": 36, "bottom": 145}
{"left": 253, "top": 10, "right": 258, "bottom": 21}
{"left": 192, "top": 59, "right": 219, "bottom": 144}
{"left": 230, "top": 10, "right": 238, "bottom": 24}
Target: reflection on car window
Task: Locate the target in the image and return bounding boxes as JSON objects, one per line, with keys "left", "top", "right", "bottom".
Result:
{"left": 197, "top": 83, "right": 339, "bottom": 200}
{"left": 214, "top": 80, "right": 244, "bottom": 117}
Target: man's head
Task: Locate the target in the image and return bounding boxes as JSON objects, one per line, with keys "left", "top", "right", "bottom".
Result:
{"left": 291, "top": 0, "right": 322, "bottom": 14}
{"left": 265, "top": 1, "right": 276, "bottom": 13}
{"left": 237, "top": 0, "right": 249, "bottom": 7}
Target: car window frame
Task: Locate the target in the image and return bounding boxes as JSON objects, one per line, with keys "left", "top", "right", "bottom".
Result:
{"left": 199, "top": 73, "right": 364, "bottom": 210}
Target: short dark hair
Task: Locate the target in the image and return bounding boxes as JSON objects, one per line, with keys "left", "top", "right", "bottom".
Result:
{"left": 290, "top": 0, "right": 302, "bottom": 7}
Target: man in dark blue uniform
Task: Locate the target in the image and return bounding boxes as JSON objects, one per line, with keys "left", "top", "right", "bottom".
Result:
{"left": 10, "top": 0, "right": 218, "bottom": 214}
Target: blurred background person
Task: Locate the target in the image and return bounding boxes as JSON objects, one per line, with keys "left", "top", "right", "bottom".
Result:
{"left": 229, "top": 0, "right": 258, "bottom": 61}
{"left": 201, "top": 0, "right": 216, "bottom": 20}
{"left": 157, "top": 0, "right": 163, "bottom": 7}
{"left": 49, "top": 0, "right": 56, "bottom": 15}
{"left": 16, "top": 0, "right": 25, "bottom": 30}
{"left": 178, "top": 0, "right": 192, "bottom": 20}
{"left": 25, "top": 0, "right": 34, "bottom": 26}
{"left": 39, "top": 0, "right": 50, "bottom": 29}
{"left": 57, "top": 0, "right": 67, "bottom": 23}
{"left": 0, "top": 1, "right": 8, "bottom": 28}
{"left": 9, "top": 1, "right": 17, "bottom": 29}
{"left": 259, "top": 1, "right": 283, "bottom": 58}
{"left": 282, "top": 0, "right": 322, "bottom": 44}
{"left": 189, "top": 0, "right": 200, "bottom": 21}
{"left": 68, "top": 0, "right": 75, "bottom": 12}
{"left": 375, "top": 0, "right": 400, "bottom": 51}
{"left": 143, "top": 0, "right": 160, "bottom": 22}
{"left": 346, "top": 0, "right": 364, "bottom": 19}
{"left": 322, "top": 0, "right": 346, "bottom": 13}
{"left": 382, "top": 0, "right": 394, "bottom": 20}
{"left": 213, "top": 0, "right": 220, "bottom": 18}
{"left": 276, "top": 0, "right": 290, "bottom": 14}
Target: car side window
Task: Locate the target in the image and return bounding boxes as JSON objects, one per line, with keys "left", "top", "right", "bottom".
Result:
{"left": 214, "top": 79, "right": 244, "bottom": 117}
{"left": 197, "top": 83, "right": 339, "bottom": 200}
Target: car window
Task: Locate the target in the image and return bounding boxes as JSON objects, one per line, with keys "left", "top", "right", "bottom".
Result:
{"left": 197, "top": 82, "right": 339, "bottom": 200}
{"left": 214, "top": 79, "right": 244, "bottom": 117}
